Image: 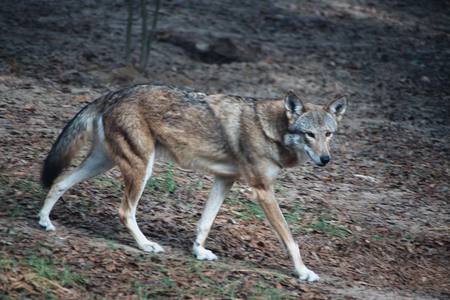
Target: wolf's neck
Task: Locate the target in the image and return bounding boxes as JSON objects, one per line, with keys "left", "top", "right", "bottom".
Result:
{"left": 256, "top": 99, "right": 300, "bottom": 168}
{"left": 256, "top": 99, "right": 288, "bottom": 143}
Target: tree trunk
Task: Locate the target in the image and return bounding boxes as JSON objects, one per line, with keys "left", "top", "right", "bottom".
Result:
{"left": 142, "top": 0, "right": 161, "bottom": 69}
{"left": 125, "top": 0, "right": 134, "bottom": 62}
{"left": 139, "top": 0, "right": 148, "bottom": 70}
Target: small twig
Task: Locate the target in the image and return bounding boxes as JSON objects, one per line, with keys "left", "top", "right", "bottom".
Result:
{"left": 234, "top": 267, "right": 288, "bottom": 278}
{"left": 25, "top": 273, "right": 74, "bottom": 297}
{"left": 410, "top": 261, "right": 436, "bottom": 274}
{"left": 355, "top": 281, "right": 379, "bottom": 287}
{"left": 429, "top": 227, "right": 450, "bottom": 232}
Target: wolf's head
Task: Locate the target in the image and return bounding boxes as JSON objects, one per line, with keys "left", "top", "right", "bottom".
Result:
{"left": 283, "top": 91, "right": 347, "bottom": 167}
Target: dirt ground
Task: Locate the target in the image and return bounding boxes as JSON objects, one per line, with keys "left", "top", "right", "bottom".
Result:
{"left": 0, "top": 0, "right": 449, "bottom": 299}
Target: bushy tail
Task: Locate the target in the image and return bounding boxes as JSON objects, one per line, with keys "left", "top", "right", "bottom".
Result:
{"left": 41, "top": 104, "right": 97, "bottom": 188}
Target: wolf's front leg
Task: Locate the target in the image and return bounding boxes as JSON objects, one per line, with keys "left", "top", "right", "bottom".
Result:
{"left": 253, "top": 186, "right": 319, "bottom": 282}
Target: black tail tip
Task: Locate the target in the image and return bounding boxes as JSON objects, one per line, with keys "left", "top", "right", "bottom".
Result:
{"left": 41, "top": 159, "right": 61, "bottom": 189}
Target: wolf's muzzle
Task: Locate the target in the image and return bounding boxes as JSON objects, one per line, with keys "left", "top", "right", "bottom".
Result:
{"left": 317, "top": 155, "right": 330, "bottom": 167}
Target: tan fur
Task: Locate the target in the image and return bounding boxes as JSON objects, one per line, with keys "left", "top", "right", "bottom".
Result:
{"left": 39, "top": 84, "right": 347, "bottom": 282}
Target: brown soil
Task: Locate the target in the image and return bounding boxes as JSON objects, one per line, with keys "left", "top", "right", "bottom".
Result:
{"left": 0, "top": 0, "right": 449, "bottom": 299}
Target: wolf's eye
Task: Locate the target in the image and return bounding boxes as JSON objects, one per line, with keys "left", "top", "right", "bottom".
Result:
{"left": 305, "top": 132, "right": 315, "bottom": 138}
{"left": 326, "top": 132, "right": 332, "bottom": 137}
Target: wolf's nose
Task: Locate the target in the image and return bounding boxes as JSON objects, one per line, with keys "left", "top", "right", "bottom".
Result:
{"left": 320, "top": 155, "right": 330, "bottom": 165}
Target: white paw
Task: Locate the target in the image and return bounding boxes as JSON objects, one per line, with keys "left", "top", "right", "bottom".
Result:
{"left": 299, "top": 268, "right": 320, "bottom": 282}
{"left": 38, "top": 216, "right": 56, "bottom": 231}
{"left": 140, "top": 242, "right": 164, "bottom": 253}
{"left": 193, "top": 246, "right": 218, "bottom": 261}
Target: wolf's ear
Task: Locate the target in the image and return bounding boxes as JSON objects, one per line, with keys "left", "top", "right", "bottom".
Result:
{"left": 325, "top": 96, "right": 347, "bottom": 121}
{"left": 284, "top": 91, "right": 304, "bottom": 119}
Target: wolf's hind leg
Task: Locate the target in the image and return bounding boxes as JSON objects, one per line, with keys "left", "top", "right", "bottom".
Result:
{"left": 117, "top": 146, "right": 163, "bottom": 253}
{"left": 193, "top": 177, "right": 234, "bottom": 260}
{"left": 39, "top": 146, "right": 114, "bottom": 231}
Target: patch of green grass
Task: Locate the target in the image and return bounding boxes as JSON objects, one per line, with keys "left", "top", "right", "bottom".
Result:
{"left": 372, "top": 235, "right": 384, "bottom": 241}
{"left": 310, "top": 218, "right": 352, "bottom": 238}
{"left": 43, "top": 289, "right": 58, "bottom": 300}
{"left": 225, "top": 189, "right": 303, "bottom": 224}
{"left": 188, "top": 260, "right": 212, "bottom": 283}
{"left": 226, "top": 197, "right": 266, "bottom": 221}
{"left": 13, "top": 177, "right": 45, "bottom": 198}
{"left": 162, "top": 276, "right": 175, "bottom": 288}
{"left": 225, "top": 196, "right": 240, "bottom": 206}
{"left": 126, "top": 258, "right": 299, "bottom": 299}
{"left": 60, "top": 266, "right": 87, "bottom": 286}
{"left": 7, "top": 202, "right": 24, "bottom": 218}
{"left": 105, "top": 240, "right": 119, "bottom": 250}
{"left": 133, "top": 282, "right": 150, "bottom": 300}
{"left": 251, "top": 283, "right": 285, "bottom": 300}
{"left": 403, "top": 233, "right": 415, "bottom": 242}
{"left": 241, "top": 200, "right": 265, "bottom": 221}
{"left": 146, "top": 176, "right": 161, "bottom": 191}
{"left": 164, "top": 163, "right": 177, "bottom": 193}
{"left": 0, "top": 254, "right": 87, "bottom": 299}
{"left": 28, "top": 256, "right": 58, "bottom": 279}
{"left": 284, "top": 206, "right": 303, "bottom": 224}
{"left": 134, "top": 253, "right": 147, "bottom": 263}
{"left": 283, "top": 206, "right": 305, "bottom": 234}
{"left": 92, "top": 176, "right": 122, "bottom": 193}
{"left": 224, "top": 279, "right": 241, "bottom": 299}
{"left": 0, "top": 257, "right": 17, "bottom": 271}
{"left": 274, "top": 182, "right": 287, "bottom": 193}
{"left": 27, "top": 256, "right": 87, "bottom": 287}
{"left": 73, "top": 195, "right": 94, "bottom": 213}
{"left": 146, "top": 163, "right": 177, "bottom": 193}
{"left": 195, "top": 179, "right": 204, "bottom": 190}
{"left": 0, "top": 175, "right": 44, "bottom": 217}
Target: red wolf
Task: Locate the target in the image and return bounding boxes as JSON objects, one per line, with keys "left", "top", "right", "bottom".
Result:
{"left": 39, "top": 84, "right": 347, "bottom": 282}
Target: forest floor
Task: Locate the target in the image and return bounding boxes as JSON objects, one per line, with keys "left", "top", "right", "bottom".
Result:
{"left": 0, "top": 0, "right": 449, "bottom": 299}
